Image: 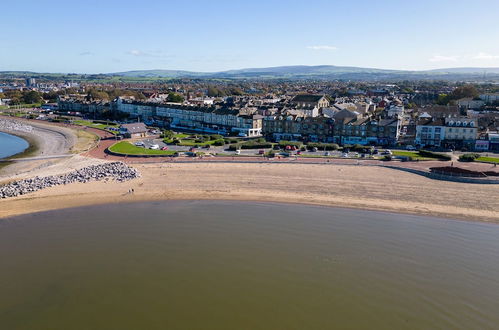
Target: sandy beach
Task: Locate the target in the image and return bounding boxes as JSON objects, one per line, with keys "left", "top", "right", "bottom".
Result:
{"left": 0, "top": 117, "right": 498, "bottom": 223}
{"left": 1, "top": 162, "right": 498, "bottom": 222}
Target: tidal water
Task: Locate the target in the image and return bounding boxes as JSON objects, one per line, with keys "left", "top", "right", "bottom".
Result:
{"left": 0, "top": 131, "right": 29, "bottom": 159}
{"left": 1, "top": 201, "right": 498, "bottom": 330}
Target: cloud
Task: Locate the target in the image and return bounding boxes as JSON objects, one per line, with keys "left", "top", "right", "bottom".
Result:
{"left": 79, "top": 51, "right": 93, "bottom": 56}
{"left": 307, "top": 45, "right": 338, "bottom": 51}
{"left": 128, "top": 49, "right": 148, "bottom": 56}
{"left": 127, "top": 49, "right": 172, "bottom": 58}
{"left": 428, "top": 55, "right": 459, "bottom": 62}
{"left": 473, "top": 52, "right": 499, "bottom": 60}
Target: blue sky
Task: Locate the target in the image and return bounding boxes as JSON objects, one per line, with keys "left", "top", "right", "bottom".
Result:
{"left": 1, "top": 0, "right": 499, "bottom": 73}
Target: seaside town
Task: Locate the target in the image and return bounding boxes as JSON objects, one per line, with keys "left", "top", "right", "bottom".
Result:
{"left": 3, "top": 1, "right": 499, "bottom": 329}
{"left": 1, "top": 76, "right": 499, "bottom": 153}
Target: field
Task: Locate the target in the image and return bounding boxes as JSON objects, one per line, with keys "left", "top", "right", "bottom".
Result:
{"left": 109, "top": 141, "right": 176, "bottom": 155}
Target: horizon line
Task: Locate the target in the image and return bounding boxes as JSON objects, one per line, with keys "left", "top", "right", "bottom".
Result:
{"left": 1, "top": 64, "right": 499, "bottom": 76}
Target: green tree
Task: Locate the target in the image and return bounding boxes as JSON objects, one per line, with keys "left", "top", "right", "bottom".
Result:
{"left": 21, "top": 90, "right": 42, "bottom": 104}
{"left": 167, "top": 92, "right": 184, "bottom": 103}
{"left": 86, "top": 89, "right": 109, "bottom": 101}
{"left": 436, "top": 94, "right": 451, "bottom": 105}
{"left": 450, "top": 85, "right": 478, "bottom": 100}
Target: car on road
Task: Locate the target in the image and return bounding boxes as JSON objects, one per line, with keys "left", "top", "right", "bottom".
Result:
{"left": 134, "top": 141, "right": 145, "bottom": 147}
{"left": 149, "top": 144, "right": 159, "bottom": 150}
{"left": 258, "top": 149, "right": 265, "bottom": 155}
{"left": 382, "top": 149, "right": 392, "bottom": 155}
{"left": 324, "top": 151, "right": 331, "bottom": 156}
{"left": 161, "top": 146, "right": 169, "bottom": 150}
{"left": 235, "top": 150, "right": 241, "bottom": 155}
{"left": 342, "top": 153, "right": 348, "bottom": 158}
{"left": 311, "top": 147, "right": 318, "bottom": 152}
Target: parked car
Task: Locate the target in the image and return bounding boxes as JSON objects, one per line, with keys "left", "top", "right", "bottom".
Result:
{"left": 382, "top": 149, "right": 392, "bottom": 155}
{"left": 149, "top": 144, "right": 159, "bottom": 150}
{"left": 342, "top": 153, "right": 348, "bottom": 158}
{"left": 189, "top": 147, "right": 196, "bottom": 152}
{"left": 312, "top": 147, "right": 318, "bottom": 152}
{"left": 324, "top": 151, "right": 331, "bottom": 156}
{"left": 235, "top": 150, "right": 241, "bottom": 155}
{"left": 134, "top": 141, "right": 145, "bottom": 147}
{"left": 258, "top": 149, "right": 265, "bottom": 155}
{"left": 161, "top": 146, "right": 169, "bottom": 151}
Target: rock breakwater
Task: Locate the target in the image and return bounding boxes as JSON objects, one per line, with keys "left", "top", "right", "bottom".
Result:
{"left": 0, "top": 162, "right": 139, "bottom": 199}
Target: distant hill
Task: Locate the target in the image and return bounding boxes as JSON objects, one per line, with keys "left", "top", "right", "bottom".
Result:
{"left": 424, "top": 67, "right": 499, "bottom": 74}
{"left": 2, "top": 65, "right": 499, "bottom": 81}
{"left": 110, "top": 65, "right": 499, "bottom": 80}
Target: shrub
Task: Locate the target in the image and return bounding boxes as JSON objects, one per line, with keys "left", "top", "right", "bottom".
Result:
{"left": 240, "top": 142, "right": 273, "bottom": 149}
{"left": 213, "top": 139, "right": 225, "bottom": 146}
{"left": 224, "top": 138, "right": 240, "bottom": 144}
{"left": 382, "top": 155, "right": 393, "bottom": 161}
{"left": 306, "top": 143, "right": 339, "bottom": 151}
{"left": 278, "top": 140, "right": 302, "bottom": 148}
{"left": 419, "top": 150, "right": 452, "bottom": 161}
{"left": 459, "top": 153, "right": 480, "bottom": 162}
{"left": 210, "top": 134, "right": 223, "bottom": 140}
{"left": 228, "top": 144, "right": 241, "bottom": 151}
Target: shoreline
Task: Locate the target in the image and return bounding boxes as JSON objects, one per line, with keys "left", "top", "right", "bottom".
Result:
{"left": 1, "top": 162, "right": 497, "bottom": 223}
{"left": 0, "top": 129, "right": 39, "bottom": 172}
{"left": 2, "top": 197, "right": 491, "bottom": 226}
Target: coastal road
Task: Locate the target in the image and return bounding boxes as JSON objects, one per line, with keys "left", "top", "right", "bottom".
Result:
{"left": 4, "top": 116, "right": 498, "bottom": 175}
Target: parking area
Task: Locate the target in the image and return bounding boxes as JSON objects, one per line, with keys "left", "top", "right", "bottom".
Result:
{"left": 130, "top": 137, "right": 384, "bottom": 158}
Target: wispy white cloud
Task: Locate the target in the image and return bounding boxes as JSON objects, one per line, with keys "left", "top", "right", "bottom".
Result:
{"left": 128, "top": 49, "right": 148, "bottom": 56}
{"left": 473, "top": 52, "right": 499, "bottom": 60}
{"left": 307, "top": 45, "right": 338, "bottom": 51}
{"left": 127, "top": 49, "right": 173, "bottom": 58}
{"left": 428, "top": 55, "right": 460, "bottom": 62}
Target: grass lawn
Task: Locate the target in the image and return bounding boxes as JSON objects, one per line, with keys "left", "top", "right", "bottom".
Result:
{"left": 73, "top": 120, "right": 119, "bottom": 134}
{"left": 476, "top": 156, "right": 499, "bottom": 164}
{"left": 109, "top": 141, "right": 176, "bottom": 155}
{"left": 392, "top": 151, "right": 433, "bottom": 160}
{"left": 174, "top": 133, "right": 190, "bottom": 139}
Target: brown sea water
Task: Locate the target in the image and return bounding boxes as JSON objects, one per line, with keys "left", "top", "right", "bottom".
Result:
{"left": 1, "top": 201, "right": 498, "bottom": 329}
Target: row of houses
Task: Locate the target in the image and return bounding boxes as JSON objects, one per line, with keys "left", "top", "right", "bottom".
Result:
{"left": 115, "top": 98, "right": 263, "bottom": 137}
{"left": 58, "top": 95, "right": 498, "bottom": 150}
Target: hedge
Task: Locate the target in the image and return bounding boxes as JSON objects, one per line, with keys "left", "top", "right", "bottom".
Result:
{"left": 278, "top": 140, "right": 302, "bottom": 147}
{"left": 306, "top": 143, "right": 339, "bottom": 151}
{"left": 459, "top": 153, "right": 480, "bottom": 162}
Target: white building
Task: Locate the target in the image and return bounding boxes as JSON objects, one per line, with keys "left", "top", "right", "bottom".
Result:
{"left": 415, "top": 119, "right": 445, "bottom": 147}
{"left": 479, "top": 93, "right": 499, "bottom": 104}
